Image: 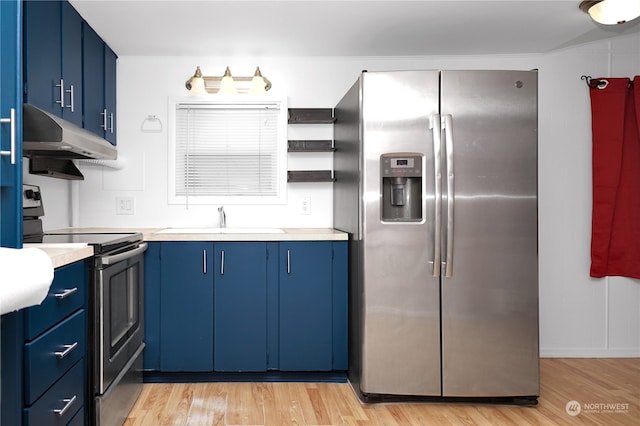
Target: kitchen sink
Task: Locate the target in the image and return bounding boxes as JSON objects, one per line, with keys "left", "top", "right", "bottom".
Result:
{"left": 156, "top": 227, "right": 285, "bottom": 234}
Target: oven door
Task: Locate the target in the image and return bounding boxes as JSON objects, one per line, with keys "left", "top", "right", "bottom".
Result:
{"left": 96, "top": 243, "right": 147, "bottom": 395}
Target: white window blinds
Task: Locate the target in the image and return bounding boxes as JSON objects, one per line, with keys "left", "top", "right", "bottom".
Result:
{"left": 170, "top": 100, "right": 286, "bottom": 204}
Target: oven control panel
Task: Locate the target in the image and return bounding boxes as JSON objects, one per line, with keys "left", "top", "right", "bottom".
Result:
{"left": 23, "top": 184, "right": 44, "bottom": 217}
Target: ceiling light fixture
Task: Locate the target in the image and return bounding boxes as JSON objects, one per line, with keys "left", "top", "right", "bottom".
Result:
{"left": 579, "top": 0, "right": 640, "bottom": 25}
{"left": 185, "top": 66, "right": 272, "bottom": 95}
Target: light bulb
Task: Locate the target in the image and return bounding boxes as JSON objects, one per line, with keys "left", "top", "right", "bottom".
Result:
{"left": 218, "top": 66, "right": 237, "bottom": 95}
{"left": 249, "top": 67, "right": 267, "bottom": 95}
{"left": 188, "top": 66, "right": 208, "bottom": 96}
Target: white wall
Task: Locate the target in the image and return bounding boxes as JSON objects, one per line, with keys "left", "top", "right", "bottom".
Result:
{"left": 27, "top": 33, "right": 640, "bottom": 356}
{"left": 537, "top": 34, "right": 640, "bottom": 357}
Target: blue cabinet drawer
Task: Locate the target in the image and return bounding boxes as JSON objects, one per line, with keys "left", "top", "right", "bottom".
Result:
{"left": 24, "top": 359, "right": 84, "bottom": 426}
{"left": 67, "top": 405, "right": 85, "bottom": 426}
{"left": 24, "top": 310, "right": 86, "bottom": 405}
{"left": 24, "top": 261, "right": 86, "bottom": 340}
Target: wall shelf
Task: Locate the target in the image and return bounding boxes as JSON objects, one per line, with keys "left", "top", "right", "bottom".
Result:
{"left": 288, "top": 140, "right": 335, "bottom": 152}
{"left": 287, "top": 171, "right": 335, "bottom": 183}
{"left": 288, "top": 108, "right": 335, "bottom": 124}
{"left": 287, "top": 108, "right": 336, "bottom": 182}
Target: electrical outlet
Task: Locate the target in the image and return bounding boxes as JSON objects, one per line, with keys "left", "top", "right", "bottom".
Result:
{"left": 300, "top": 197, "right": 311, "bottom": 215}
{"left": 116, "top": 196, "right": 135, "bottom": 215}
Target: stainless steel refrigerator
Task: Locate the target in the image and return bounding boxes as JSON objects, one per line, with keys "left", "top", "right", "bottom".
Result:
{"left": 333, "top": 70, "right": 539, "bottom": 403}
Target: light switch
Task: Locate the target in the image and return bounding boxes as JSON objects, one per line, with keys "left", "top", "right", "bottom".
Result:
{"left": 116, "top": 196, "right": 135, "bottom": 215}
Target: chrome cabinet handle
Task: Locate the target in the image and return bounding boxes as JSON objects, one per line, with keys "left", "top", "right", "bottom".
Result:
{"left": 443, "top": 114, "right": 455, "bottom": 278}
{"left": 66, "top": 84, "right": 75, "bottom": 112}
{"left": 431, "top": 113, "right": 442, "bottom": 277}
{"left": 55, "top": 79, "right": 65, "bottom": 108}
{"left": 101, "top": 108, "right": 107, "bottom": 130}
{"left": 54, "top": 395, "right": 77, "bottom": 417}
{"left": 54, "top": 287, "right": 78, "bottom": 300}
{"left": 54, "top": 342, "right": 78, "bottom": 359}
{"left": 0, "top": 108, "right": 17, "bottom": 164}
{"left": 287, "top": 250, "right": 291, "bottom": 274}
{"left": 203, "top": 249, "right": 207, "bottom": 274}
{"left": 220, "top": 250, "right": 225, "bottom": 275}
{"left": 108, "top": 112, "right": 114, "bottom": 133}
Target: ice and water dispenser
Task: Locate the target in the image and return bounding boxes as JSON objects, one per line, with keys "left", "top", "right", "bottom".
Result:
{"left": 380, "top": 153, "right": 423, "bottom": 222}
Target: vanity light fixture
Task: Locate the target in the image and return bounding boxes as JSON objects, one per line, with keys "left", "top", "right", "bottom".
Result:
{"left": 185, "top": 66, "right": 272, "bottom": 95}
{"left": 579, "top": 0, "right": 640, "bottom": 25}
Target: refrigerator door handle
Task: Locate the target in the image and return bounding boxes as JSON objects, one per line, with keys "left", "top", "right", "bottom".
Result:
{"left": 431, "top": 113, "right": 442, "bottom": 277}
{"left": 443, "top": 114, "right": 455, "bottom": 277}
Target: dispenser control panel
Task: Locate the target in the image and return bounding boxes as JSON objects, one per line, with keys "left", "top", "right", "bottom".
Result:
{"left": 381, "top": 155, "right": 422, "bottom": 177}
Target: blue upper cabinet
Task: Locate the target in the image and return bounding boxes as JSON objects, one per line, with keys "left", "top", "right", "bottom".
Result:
{"left": 0, "top": 0, "right": 22, "bottom": 248}
{"left": 104, "top": 45, "right": 117, "bottom": 144}
{"left": 83, "top": 22, "right": 117, "bottom": 145}
{"left": 0, "top": 3, "right": 23, "bottom": 425}
{"left": 24, "top": 0, "right": 83, "bottom": 127}
{"left": 23, "top": 0, "right": 116, "bottom": 144}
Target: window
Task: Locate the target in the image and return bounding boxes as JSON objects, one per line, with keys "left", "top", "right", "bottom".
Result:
{"left": 168, "top": 98, "right": 287, "bottom": 205}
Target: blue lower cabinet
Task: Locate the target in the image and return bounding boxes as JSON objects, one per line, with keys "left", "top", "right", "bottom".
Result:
{"left": 143, "top": 242, "right": 161, "bottom": 371}
{"left": 20, "top": 259, "right": 88, "bottom": 426}
{"left": 67, "top": 406, "right": 85, "bottom": 426}
{"left": 213, "top": 243, "right": 267, "bottom": 372}
{"left": 153, "top": 239, "right": 347, "bottom": 374}
{"left": 279, "top": 242, "right": 333, "bottom": 371}
{"left": 24, "top": 261, "right": 86, "bottom": 341}
{"left": 24, "top": 310, "right": 85, "bottom": 405}
{"left": 160, "top": 242, "right": 214, "bottom": 372}
{"left": 23, "top": 359, "right": 84, "bottom": 426}
{"left": 332, "top": 241, "right": 349, "bottom": 370}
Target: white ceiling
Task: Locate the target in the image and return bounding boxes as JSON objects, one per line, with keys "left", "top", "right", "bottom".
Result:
{"left": 69, "top": 0, "right": 640, "bottom": 57}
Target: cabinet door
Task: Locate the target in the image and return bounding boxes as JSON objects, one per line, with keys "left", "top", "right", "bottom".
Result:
{"left": 143, "top": 242, "right": 161, "bottom": 371}
{"left": 160, "top": 242, "right": 214, "bottom": 372}
{"left": 103, "top": 45, "right": 117, "bottom": 145}
{"left": 0, "top": 0, "right": 22, "bottom": 249}
{"left": 279, "top": 242, "right": 333, "bottom": 371}
{"left": 82, "top": 22, "right": 105, "bottom": 138}
{"left": 60, "top": 0, "right": 83, "bottom": 126}
{"left": 214, "top": 242, "right": 267, "bottom": 371}
{"left": 0, "top": 4, "right": 23, "bottom": 425}
{"left": 23, "top": 0, "right": 61, "bottom": 116}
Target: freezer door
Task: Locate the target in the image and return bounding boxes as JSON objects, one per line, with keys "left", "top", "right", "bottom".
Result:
{"left": 360, "top": 70, "right": 441, "bottom": 396}
{"left": 440, "top": 70, "right": 539, "bottom": 397}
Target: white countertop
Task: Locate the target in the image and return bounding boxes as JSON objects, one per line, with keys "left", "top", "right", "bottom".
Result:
{"left": 49, "top": 227, "right": 349, "bottom": 242}
{"left": 23, "top": 228, "right": 347, "bottom": 269}
{"left": 23, "top": 243, "right": 94, "bottom": 269}
{"left": 146, "top": 227, "right": 348, "bottom": 242}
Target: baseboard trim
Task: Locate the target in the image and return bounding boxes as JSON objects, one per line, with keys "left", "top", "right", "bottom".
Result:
{"left": 143, "top": 370, "right": 348, "bottom": 383}
{"left": 540, "top": 348, "right": 640, "bottom": 358}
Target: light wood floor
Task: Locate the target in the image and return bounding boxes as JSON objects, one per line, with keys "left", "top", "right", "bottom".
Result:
{"left": 125, "top": 358, "right": 639, "bottom": 425}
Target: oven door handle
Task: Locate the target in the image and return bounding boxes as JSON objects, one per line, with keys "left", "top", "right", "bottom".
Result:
{"left": 101, "top": 242, "right": 148, "bottom": 265}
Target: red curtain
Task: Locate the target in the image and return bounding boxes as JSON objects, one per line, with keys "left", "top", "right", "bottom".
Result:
{"left": 589, "top": 76, "right": 640, "bottom": 279}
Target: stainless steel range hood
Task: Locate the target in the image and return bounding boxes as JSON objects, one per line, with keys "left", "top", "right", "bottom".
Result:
{"left": 23, "top": 103, "right": 117, "bottom": 160}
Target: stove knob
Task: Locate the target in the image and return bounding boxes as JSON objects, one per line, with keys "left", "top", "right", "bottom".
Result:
{"left": 34, "top": 191, "right": 41, "bottom": 201}
{"left": 25, "top": 189, "right": 35, "bottom": 199}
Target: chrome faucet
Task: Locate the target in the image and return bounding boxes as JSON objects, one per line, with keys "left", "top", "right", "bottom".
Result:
{"left": 218, "top": 206, "right": 226, "bottom": 228}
